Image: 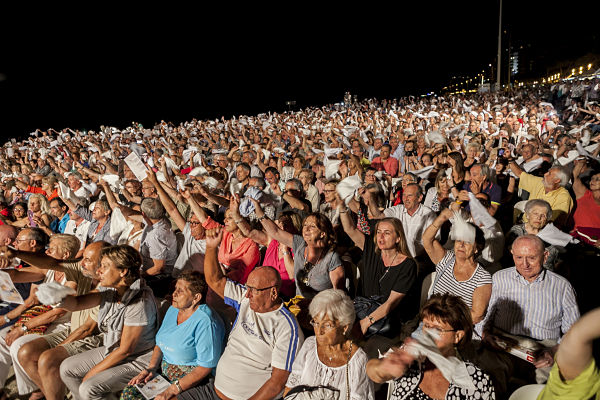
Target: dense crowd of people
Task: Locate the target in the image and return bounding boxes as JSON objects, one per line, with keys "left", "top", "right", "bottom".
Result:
{"left": 0, "top": 78, "right": 598, "bottom": 399}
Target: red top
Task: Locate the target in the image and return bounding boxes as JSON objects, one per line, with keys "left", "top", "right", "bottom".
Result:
{"left": 573, "top": 190, "right": 600, "bottom": 230}
{"left": 26, "top": 185, "right": 58, "bottom": 201}
{"left": 371, "top": 156, "right": 399, "bottom": 177}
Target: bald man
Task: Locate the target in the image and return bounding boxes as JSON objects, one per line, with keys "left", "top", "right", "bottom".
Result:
{"left": 0, "top": 225, "right": 18, "bottom": 246}
{"left": 180, "top": 227, "right": 303, "bottom": 400}
{"left": 478, "top": 235, "right": 580, "bottom": 394}
{"left": 0, "top": 241, "right": 108, "bottom": 400}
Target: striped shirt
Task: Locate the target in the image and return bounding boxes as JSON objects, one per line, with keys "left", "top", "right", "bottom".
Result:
{"left": 483, "top": 267, "right": 579, "bottom": 341}
{"left": 432, "top": 250, "right": 492, "bottom": 309}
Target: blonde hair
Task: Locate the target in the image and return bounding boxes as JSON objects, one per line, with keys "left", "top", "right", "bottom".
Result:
{"left": 28, "top": 194, "right": 51, "bottom": 215}
{"left": 50, "top": 234, "right": 81, "bottom": 259}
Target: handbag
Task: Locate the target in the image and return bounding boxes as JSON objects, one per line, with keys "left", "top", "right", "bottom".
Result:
{"left": 354, "top": 295, "right": 390, "bottom": 336}
{"left": 284, "top": 385, "right": 340, "bottom": 400}
{"left": 285, "top": 340, "right": 353, "bottom": 400}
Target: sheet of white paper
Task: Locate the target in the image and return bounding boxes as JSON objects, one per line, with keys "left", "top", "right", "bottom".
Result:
{"left": 0, "top": 270, "right": 24, "bottom": 304}
{"left": 124, "top": 152, "right": 148, "bottom": 182}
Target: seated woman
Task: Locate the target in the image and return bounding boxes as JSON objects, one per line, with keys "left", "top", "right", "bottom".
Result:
{"left": 505, "top": 199, "right": 562, "bottom": 270}
{"left": 571, "top": 161, "right": 600, "bottom": 246}
{"left": 423, "top": 171, "right": 452, "bottom": 213}
{"left": 367, "top": 293, "right": 495, "bottom": 400}
{"left": 422, "top": 208, "right": 492, "bottom": 324}
{"left": 284, "top": 289, "right": 374, "bottom": 400}
{"left": 27, "top": 194, "right": 53, "bottom": 228}
{"left": 10, "top": 202, "right": 29, "bottom": 228}
{"left": 122, "top": 271, "right": 225, "bottom": 400}
{"left": 185, "top": 189, "right": 259, "bottom": 285}
{"left": 58, "top": 245, "right": 159, "bottom": 400}
{"left": 339, "top": 200, "right": 418, "bottom": 338}
{"left": 253, "top": 202, "right": 344, "bottom": 299}
{"left": 230, "top": 197, "right": 301, "bottom": 299}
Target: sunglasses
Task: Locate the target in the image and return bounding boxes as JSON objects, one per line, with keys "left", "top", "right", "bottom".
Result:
{"left": 298, "top": 261, "right": 316, "bottom": 286}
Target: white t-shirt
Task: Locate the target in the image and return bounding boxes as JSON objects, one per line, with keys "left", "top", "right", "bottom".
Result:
{"left": 64, "top": 219, "right": 92, "bottom": 250}
{"left": 215, "top": 280, "right": 304, "bottom": 400}
{"left": 286, "top": 336, "right": 374, "bottom": 400}
{"left": 172, "top": 222, "right": 207, "bottom": 277}
{"left": 383, "top": 204, "right": 437, "bottom": 257}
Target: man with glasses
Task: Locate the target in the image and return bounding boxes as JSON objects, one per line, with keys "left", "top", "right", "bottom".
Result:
{"left": 179, "top": 227, "right": 302, "bottom": 400}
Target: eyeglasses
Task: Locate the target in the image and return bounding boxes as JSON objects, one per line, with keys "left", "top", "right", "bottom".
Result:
{"left": 246, "top": 285, "right": 276, "bottom": 295}
{"left": 15, "top": 237, "right": 32, "bottom": 243}
{"left": 323, "top": 189, "right": 336, "bottom": 193}
{"left": 188, "top": 221, "right": 202, "bottom": 227}
{"left": 310, "top": 319, "right": 337, "bottom": 331}
{"left": 422, "top": 323, "right": 456, "bottom": 336}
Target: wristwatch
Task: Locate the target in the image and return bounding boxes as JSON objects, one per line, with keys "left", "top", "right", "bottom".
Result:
{"left": 257, "top": 215, "right": 266, "bottom": 222}
{"left": 173, "top": 379, "right": 183, "bottom": 394}
{"left": 367, "top": 315, "right": 375, "bottom": 325}
{"left": 3, "top": 315, "right": 10, "bottom": 324}
{"left": 20, "top": 324, "right": 28, "bottom": 332}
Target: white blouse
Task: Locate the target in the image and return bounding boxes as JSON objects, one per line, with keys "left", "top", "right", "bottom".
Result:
{"left": 286, "top": 336, "right": 375, "bottom": 400}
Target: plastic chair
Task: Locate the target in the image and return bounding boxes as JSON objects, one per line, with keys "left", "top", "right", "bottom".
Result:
{"left": 508, "top": 384, "right": 545, "bottom": 400}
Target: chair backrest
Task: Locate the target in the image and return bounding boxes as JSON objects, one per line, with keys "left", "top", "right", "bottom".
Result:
{"left": 508, "top": 384, "right": 545, "bottom": 400}
{"left": 420, "top": 272, "right": 436, "bottom": 308}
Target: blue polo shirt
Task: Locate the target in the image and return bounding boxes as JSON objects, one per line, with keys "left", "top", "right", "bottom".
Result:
{"left": 50, "top": 213, "right": 70, "bottom": 234}
{"left": 464, "top": 181, "right": 502, "bottom": 206}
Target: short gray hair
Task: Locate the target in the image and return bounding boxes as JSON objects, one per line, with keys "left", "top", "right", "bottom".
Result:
{"left": 524, "top": 199, "right": 552, "bottom": 220}
{"left": 550, "top": 166, "right": 569, "bottom": 187}
{"left": 309, "top": 289, "right": 356, "bottom": 327}
{"left": 141, "top": 198, "right": 165, "bottom": 220}
{"left": 287, "top": 178, "right": 304, "bottom": 192}
{"left": 471, "top": 163, "right": 491, "bottom": 180}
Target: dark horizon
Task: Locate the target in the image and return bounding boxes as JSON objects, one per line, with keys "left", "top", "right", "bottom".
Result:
{"left": 1, "top": 2, "right": 597, "bottom": 140}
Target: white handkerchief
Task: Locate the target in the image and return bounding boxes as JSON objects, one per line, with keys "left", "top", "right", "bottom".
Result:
{"left": 124, "top": 152, "right": 148, "bottom": 182}
{"left": 36, "top": 282, "right": 76, "bottom": 306}
{"left": 163, "top": 156, "right": 179, "bottom": 171}
{"left": 324, "top": 147, "right": 343, "bottom": 157}
{"left": 411, "top": 165, "right": 435, "bottom": 179}
{"left": 537, "top": 223, "right": 577, "bottom": 247}
{"left": 189, "top": 166, "right": 208, "bottom": 177}
{"left": 324, "top": 158, "right": 342, "bottom": 179}
{"left": 336, "top": 175, "right": 362, "bottom": 205}
{"left": 467, "top": 192, "right": 497, "bottom": 229}
{"left": 59, "top": 181, "right": 85, "bottom": 207}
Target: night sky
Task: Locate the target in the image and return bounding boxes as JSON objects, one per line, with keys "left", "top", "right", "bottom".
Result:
{"left": 0, "top": 2, "right": 597, "bottom": 139}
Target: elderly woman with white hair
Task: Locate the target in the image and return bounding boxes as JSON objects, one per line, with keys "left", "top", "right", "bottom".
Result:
{"left": 283, "top": 289, "right": 374, "bottom": 400}
{"left": 505, "top": 199, "right": 561, "bottom": 270}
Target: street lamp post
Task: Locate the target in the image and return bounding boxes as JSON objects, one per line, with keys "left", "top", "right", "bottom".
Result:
{"left": 496, "top": 0, "right": 502, "bottom": 91}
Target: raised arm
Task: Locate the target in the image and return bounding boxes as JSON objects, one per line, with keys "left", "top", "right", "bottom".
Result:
{"left": 147, "top": 167, "right": 186, "bottom": 232}
{"left": 203, "top": 227, "right": 227, "bottom": 299}
{"left": 572, "top": 159, "right": 588, "bottom": 200}
{"left": 554, "top": 307, "right": 600, "bottom": 381}
{"left": 422, "top": 208, "right": 452, "bottom": 264}
{"left": 229, "top": 196, "right": 269, "bottom": 246}
{"left": 250, "top": 198, "right": 293, "bottom": 248}
{"left": 182, "top": 189, "right": 208, "bottom": 224}
{"left": 337, "top": 198, "right": 365, "bottom": 249}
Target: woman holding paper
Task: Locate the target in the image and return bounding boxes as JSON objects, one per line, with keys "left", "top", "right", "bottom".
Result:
{"left": 366, "top": 293, "right": 495, "bottom": 400}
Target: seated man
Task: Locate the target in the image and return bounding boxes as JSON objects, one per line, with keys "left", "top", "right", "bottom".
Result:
{"left": 479, "top": 235, "right": 580, "bottom": 395}
{"left": 371, "top": 144, "right": 399, "bottom": 177}
{"left": 3, "top": 240, "right": 107, "bottom": 400}
{"left": 508, "top": 161, "right": 573, "bottom": 228}
{"left": 463, "top": 163, "right": 501, "bottom": 216}
{"left": 180, "top": 227, "right": 303, "bottom": 400}
{"left": 367, "top": 183, "right": 436, "bottom": 258}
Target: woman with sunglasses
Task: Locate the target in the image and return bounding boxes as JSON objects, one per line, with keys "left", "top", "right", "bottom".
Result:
{"left": 284, "top": 289, "right": 374, "bottom": 400}
{"left": 252, "top": 201, "right": 344, "bottom": 299}
{"left": 367, "top": 293, "right": 495, "bottom": 400}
